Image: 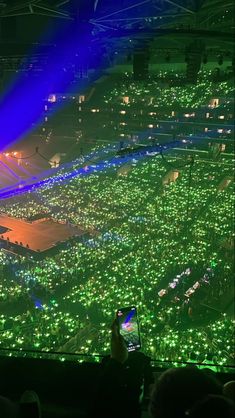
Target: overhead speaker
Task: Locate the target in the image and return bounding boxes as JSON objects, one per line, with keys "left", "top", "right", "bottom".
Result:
{"left": 0, "top": 17, "right": 17, "bottom": 41}
{"left": 185, "top": 40, "right": 204, "bottom": 84}
{"left": 133, "top": 50, "right": 149, "bottom": 80}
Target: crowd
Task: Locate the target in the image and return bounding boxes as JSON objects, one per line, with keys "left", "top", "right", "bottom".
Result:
{"left": 103, "top": 70, "right": 234, "bottom": 109}
{"left": 0, "top": 321, "right": 234, "bottom": 418}
{"left": 39, "top": 70, "right": 234, "bottom": 148}
{"left": 0, "top": 146, "right": 234, "bottom": 367}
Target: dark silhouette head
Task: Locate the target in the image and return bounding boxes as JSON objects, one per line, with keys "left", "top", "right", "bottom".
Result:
{"left": 187, "top": 394, "right": 235, "bottom": 418}
{"left": 0, "top": 396, "right": 19, "bottom": 418}
{"left": 223, "top": 380, "right": 235, "bottom": 402}
{"left": 149, "top": 367, "right": 222, "bottom": 418}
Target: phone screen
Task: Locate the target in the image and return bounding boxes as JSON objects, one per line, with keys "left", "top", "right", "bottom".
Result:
{"left": 116, "top": 306, "right": 141, "bottom": 352}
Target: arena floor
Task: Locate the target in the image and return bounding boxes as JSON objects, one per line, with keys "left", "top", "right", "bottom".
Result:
{"left": 0, "top": 214, "right": 85, "bottom": 252}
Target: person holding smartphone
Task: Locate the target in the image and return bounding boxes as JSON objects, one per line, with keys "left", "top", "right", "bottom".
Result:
{"left": 87, "top": 307, "right": 152, "bottom": 418}
{"left": 110, "top": 317, "right": 129, "bottom": 364}
{"left": 116, "top": 306, "right": 141, "bottom": 353}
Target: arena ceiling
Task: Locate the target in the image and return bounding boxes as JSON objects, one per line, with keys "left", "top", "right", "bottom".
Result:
{"left": 0, "top": 0, "right": 234, "bottom": 58}
{"left": 0, "top": 0, "right": 233, "bottom": 29}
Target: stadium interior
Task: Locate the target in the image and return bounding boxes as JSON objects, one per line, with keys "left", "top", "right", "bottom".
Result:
{"left": 0, "top": 1, "right": 234, "bottom": 417}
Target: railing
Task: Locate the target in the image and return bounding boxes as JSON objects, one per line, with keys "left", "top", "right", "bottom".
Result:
{"left": 0, "top": 346, "right": 234, "bottom": 373}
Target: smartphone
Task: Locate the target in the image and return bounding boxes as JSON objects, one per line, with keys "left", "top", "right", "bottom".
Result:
{"left": 116, "top": 306, "right": 141, "bottom": 352}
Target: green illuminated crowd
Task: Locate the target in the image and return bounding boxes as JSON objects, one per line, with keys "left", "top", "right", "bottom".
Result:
{"left": 0, "top": 148, "right": 234, "bottom": 367}
{"left": 104, "top": 70, "right": 234, "bottom": 109}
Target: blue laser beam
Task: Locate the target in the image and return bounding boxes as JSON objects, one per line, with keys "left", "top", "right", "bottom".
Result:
{"left": 0, "top": 134, "right": 208, "bottom": 200}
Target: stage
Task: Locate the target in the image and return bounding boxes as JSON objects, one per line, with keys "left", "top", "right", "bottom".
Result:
{"left": 0, "top": 214, "right": 87, "bottom": 253}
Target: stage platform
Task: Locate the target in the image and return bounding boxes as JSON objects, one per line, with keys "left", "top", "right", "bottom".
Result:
{"left": 0, "top": 214, "right": 87, "bottom": 253}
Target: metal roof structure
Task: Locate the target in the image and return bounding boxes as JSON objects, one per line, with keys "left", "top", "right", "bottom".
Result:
{"left": 0, "top": 1, "right": 234, "bottom": 77}
{"left": 0, "top": 1, "right": 233, "bottom": 42}
{"left": 0, "top": 0, "right": 233, "bottom": 29}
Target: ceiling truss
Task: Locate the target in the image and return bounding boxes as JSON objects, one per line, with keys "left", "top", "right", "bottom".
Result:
{"left": 0, "top": 0, "right": 233, "bottom": 33}
{"left": 0, "top": 0, "right": 233, "bottom": 60}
